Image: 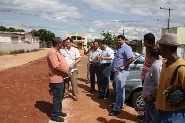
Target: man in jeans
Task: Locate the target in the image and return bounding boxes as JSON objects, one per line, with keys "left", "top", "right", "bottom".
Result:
{"left": 109, "top": 35, "right": 135, "bottom": 116}
{"left": 47, "top": 37, "right": 71, "bottom": 122}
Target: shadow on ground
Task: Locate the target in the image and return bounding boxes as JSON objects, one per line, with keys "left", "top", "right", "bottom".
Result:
{"left": 34, "top": 101, "right": 52, "bottom": 117}
{"left": 77, "top": 82, "right": 141, "bottom": 123}
{"left": 97, "top": 117, "right": 126, "bottom": 123}
{"left": 77, "top": 78, "right": 87, "bottom": 83}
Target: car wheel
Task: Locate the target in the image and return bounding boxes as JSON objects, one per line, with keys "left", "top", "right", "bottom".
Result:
{"left": 131, "top": 91, "right": 145, "bottom": 111}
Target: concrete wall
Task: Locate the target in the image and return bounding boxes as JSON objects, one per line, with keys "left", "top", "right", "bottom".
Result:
{"left": 0, "top": 33, "right": 12, "bottom": 43}
{"left": 162, "top": 27, "right": 185, "bottom": 44}
{"left": 0, "top": 43, "right": 39, "bottom": 53}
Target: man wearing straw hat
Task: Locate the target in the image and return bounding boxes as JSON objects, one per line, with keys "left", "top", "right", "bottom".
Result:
{"left": 153, "top": 33, "right": 185, "bottom": 122}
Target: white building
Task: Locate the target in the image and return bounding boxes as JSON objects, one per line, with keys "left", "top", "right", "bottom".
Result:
{"left": 0, "top": 31, "right": 40, "bottom": 54}
{"left": 66, "top": 33, "right": 87, "bottom": 49}
{"left": 0, "top": 31, "right": 40, "bottom": 43}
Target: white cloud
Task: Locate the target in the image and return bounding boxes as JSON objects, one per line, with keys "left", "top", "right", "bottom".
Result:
{"left": 0, "top": 0, "right": 185, "bottom": 41}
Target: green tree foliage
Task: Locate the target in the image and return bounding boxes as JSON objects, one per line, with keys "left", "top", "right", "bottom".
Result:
{"left": 95, "top": 31, "right": 117, "bottom": 49}
{"left": 0, "top": 26, "right": 25, "bottom": 32}
{"left": 0, "top": 26, "right": 7, "bottom": 31}
{"left": 31, "top": 29, "right": 55, "bottom": 43}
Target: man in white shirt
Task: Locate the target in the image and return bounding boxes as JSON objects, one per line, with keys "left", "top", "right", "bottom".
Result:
{"left": 84, "top": 43, "right": 94, "bottom": 83}
{"left": 61, "top": 37, "right": 81, "bottom": 101}
{"left": 98, "top": 40, "right": 114, "bottom": 99}
{"left": 88, "top": 41, "right": 102, "bottom": 92}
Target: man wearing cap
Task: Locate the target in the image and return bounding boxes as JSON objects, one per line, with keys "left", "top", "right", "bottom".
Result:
{"left": 153, "top": 33, "right": 185, "bottom": 122}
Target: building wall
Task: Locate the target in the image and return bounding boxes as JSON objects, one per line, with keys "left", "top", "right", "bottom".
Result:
{"left": 66, "top": 33, "right": 88, "bottom": 49}
{"left": 0, "top": 32, "right": 40, "bottom": 53}
{"left": 0, "top": 33, "right": 12, "bottom": 43}
{"left": 0, "top": 43, "right": 39, "bottom": 53}
{"left": 162, "top": 27, "right": 185, "bottom": 44}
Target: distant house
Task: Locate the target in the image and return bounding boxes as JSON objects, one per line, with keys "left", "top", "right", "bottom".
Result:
{"left": 66, "top": 33, "right": 87, "bottom": 49}
{"left": 126, "top": 40, "right": 143, "bottom": 53}
{"left": 0, "top": 31, "right": 40, "bottom": 54}
{"left": 0, "top": 31, "right": 40, "bottom": 43}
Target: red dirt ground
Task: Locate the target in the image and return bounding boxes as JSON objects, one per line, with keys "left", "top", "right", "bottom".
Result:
{"left": 0, "top": 49, "right": 142, "bottom": 123}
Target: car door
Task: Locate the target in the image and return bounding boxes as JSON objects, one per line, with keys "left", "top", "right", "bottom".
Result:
{"left": 130, "top": 55, "right": 145, "bottom": 71}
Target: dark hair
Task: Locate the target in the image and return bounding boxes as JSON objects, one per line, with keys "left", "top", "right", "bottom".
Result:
{"left": 144, "top": 33, "right": 155, "bottom": 44}
{"left": 146, "top": 44, "right": 161, "bottom": 59}
{"left": 93, "top": 40, "right": 99, "bottom": 44}
{"left": 52, "top": 37, "right": 62, "bottom": 46}
{"left": 117, "top": 35, "right": 125, "bottom": 40}
{"left": 65, "top": 37, "right": 73, "bottom": 43}
{"left": 101, "top": 40, "right": 108, "bottom": 45}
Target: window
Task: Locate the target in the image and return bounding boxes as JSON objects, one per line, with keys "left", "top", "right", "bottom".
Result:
{"left": 36, "top": 38, "right": 40, "bottom": 43}
{"left": 71, "top": 36, "right": 76, "bottom": 40}
{"left": 77, "top": 36, "right": 82, "bottom": 40}
{"left": 11, "top": 36, "right": 18, "bottom": 43}
{"left": 21, "top": 37, "right": 25, "bottom": 42}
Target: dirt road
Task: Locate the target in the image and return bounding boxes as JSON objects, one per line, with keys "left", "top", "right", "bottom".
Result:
{"left": 0, "top": 48, "right": 141, "bottom": 123}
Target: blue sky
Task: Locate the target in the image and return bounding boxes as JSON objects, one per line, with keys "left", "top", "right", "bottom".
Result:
{"left": 0, "top": 0, "right": 185, "bottom": 41}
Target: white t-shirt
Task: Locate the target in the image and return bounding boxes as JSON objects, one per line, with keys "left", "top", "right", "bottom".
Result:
{"left": 61, "top": 47, "right": 81, "bottom": 73}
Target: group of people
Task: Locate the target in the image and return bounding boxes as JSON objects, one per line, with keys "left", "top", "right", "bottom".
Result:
{"left": 141, "top": 33, "right": 185, "bottom": 123}
{"left": 46, "top": 32, "right": 185, "bottom": 122}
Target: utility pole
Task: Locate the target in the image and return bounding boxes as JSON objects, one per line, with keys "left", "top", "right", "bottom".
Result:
{"left": 160, "top": 7, "right": 173, "bottom": 32}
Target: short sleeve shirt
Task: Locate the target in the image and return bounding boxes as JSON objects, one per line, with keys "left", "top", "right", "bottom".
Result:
{"left": 61, "top": 47, "right": 81, "bottom": 73}
{"left": 113, "top": 43, "right": 134, "bottom": 71}
{"left": 47, "top": 47, "right": 68, "bottom": 83}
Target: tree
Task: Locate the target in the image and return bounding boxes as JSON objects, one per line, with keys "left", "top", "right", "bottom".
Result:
{"left": 7, "top": 27, "right": 16, "bottom": 32}
{"left": 95, "top": 31, "right": 117, "bottom": 49}
{"left": 0, "top": 26, "right": 7, "bottom": 31}
{"left": 30, "top": 29, "right": 55, "bottom": 48}
{"left": 16, "top": 29, "right": 25, "bottom": 32}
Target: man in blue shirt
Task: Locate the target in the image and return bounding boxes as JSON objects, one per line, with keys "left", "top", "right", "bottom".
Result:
{"left": 109, "top": 35, "right": 135, "bottom": 116}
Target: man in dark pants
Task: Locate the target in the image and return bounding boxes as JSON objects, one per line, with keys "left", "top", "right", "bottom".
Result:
{"left": 98, "top": 40, "right": 114, "bottom": 99}
{"left": 47, "top": 37, "right": 71, "bottom": 122}
{"left": 88, "top": 41, "right": 102, "bottom": 92}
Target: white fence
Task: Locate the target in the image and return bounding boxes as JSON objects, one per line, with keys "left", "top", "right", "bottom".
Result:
{"left": 0, "top": 43, "right": 39, "bottom": 54}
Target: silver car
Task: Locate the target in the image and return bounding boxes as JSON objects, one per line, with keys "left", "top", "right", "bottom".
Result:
{"left": 130, "top": 54, "right": 145, "bottom": 71}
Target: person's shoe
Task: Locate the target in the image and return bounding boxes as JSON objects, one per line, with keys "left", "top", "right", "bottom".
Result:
{"left": 98, "top": 90, "right": 102, "bottom": 94}
{"left": 111, "top": 104, "right": 123, "bottom": 109}
{"left": 137, "top": 114, "right": 145, "bottom": 121}
{"left": 51, "top": 117, "right": 64, "bottom": 122}
{"left": 105, "top": 93, "right": 109, "bottom": 97}
{"left": 88, "top": 89, "right": 95, "bottom": 92}
{"left": 86, "top": 81, "right": 90, "bottom": 84}
{"left": 73, "top": 97, "right": 77, "bottom": 101}
{"left": 64, "top": 95, "right": 69, "bottom": 99}
{"left": 59, "top": 112, "right": 67, "bottom": 117}
{"left": 98, "top": 95, "right": 105, "bottom": 99}
{"left": 108, "top": 110, "right": 120, "bottom": 116}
